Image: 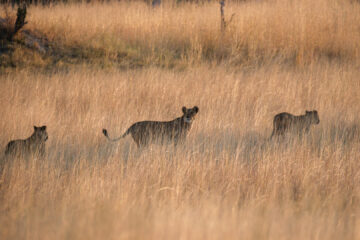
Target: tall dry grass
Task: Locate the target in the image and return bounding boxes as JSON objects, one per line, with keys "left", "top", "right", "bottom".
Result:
{"left": 1, "top": 0, "right": 360, "bottom": 239}
{"left": 5, "top": 0, "right": 357, "bottom": 66}
{"left": 0, "top": 63, "right": 360, "bottom": 239}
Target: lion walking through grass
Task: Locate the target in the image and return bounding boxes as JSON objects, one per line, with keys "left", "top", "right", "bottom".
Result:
{"left": 103, "top": 106, "right": 199, "bottom": 148}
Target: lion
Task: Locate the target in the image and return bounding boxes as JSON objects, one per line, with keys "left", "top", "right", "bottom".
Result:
{"left": 103, "top": 106, "right": 199, "bottom": 147}
{"left": 5, "top": 126, "right": 48, "bottom": 157}
{"left": 270, "top": 110, "right": 320, "bottom": 138}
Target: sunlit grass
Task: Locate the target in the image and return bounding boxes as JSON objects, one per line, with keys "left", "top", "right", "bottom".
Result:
{"left": 1, "top": 0, "right": 359, "bottom": 238}
{"left": 1, "top": 0, "right": 359, "bottom": 68}
{"left": 0, "top": 63, "right": 359, "bottom": 239}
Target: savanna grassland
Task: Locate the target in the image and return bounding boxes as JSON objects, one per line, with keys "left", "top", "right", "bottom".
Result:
{"left": 1, "top": 0, "right": 360, "bottom": 239}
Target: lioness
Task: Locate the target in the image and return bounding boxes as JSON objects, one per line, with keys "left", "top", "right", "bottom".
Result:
{"left": 5, "top": 126, "right": 48, "bottom": 157}
{"left": 103, "top": 106, "right": 199, "bottom": 147}
{"left": 270, "top": 110, "right": 320, "bottom": 138}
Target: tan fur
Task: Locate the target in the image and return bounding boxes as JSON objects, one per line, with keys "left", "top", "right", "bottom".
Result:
{"left": 270, "top": 110, "right": 320, "bottom": 138}
{"left": 103, "top": 106, "right": 199, "bottom": 147}
{"left": 5, "top": 126, "right": 48, "bottom": 157}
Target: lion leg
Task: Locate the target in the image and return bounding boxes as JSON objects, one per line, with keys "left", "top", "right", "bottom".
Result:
{"left": 132, "top": 137, "right": 141, "bottom": 148}
{"left": 270, "top": 128, "right": 276, "bottom": 139}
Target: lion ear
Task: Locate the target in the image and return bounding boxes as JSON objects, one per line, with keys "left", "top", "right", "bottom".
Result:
{"left": 193, "top": 106, "right": 199, "bottom": 113}
{"left": 41, "top": 126, "right": 47, "bottom": 131}
{"left": 34, "top": 126, "right": 38, "bottom": 131}
{"left": 182, "top": 106, "right": 187, "bottom": 114}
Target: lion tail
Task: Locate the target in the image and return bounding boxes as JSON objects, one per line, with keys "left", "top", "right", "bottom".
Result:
{"left": 102, "top": 128, "right": 130, "bottom": 142}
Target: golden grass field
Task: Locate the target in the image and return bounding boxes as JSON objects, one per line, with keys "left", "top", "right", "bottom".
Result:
{"left": 2, "top": 0, "right": 360, "bottom": 68}
{"left": 1, "top": 0, "right": 360, "bottom": 239}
